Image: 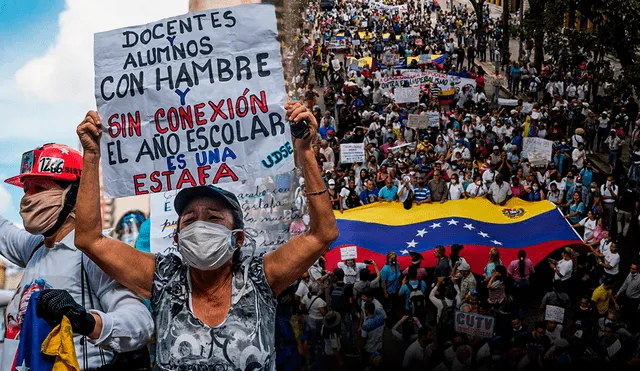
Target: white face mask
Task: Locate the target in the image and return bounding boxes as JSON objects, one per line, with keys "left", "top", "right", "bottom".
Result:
{"left": 178, "top": 221, "right": 241, "bottom": 270}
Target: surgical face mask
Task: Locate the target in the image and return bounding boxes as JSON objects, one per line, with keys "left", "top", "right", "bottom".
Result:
{"left": 178, "top": 221, "right": 241, "bottom": 271}
{"left": 452, "top": 179, "right": 458, "bottom": 184}
{"left": 329, "top": 184, "right": 335, "bottom": 189}
{"left": 476, "top": 181, "right": 481, "bottom": 186}
{"left": 533, "top": 186, "right": 539, "bottom": 191}
{"left": 20, "top": 186, "right": 72, "bottom": 236}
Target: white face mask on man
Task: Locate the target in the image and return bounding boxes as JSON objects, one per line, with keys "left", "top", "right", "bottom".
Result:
{"left": 178, "top": 221, "right": 242, "bottom": 270}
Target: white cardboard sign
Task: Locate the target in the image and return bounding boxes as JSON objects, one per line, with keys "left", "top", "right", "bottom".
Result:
{"left": 94, "top": 5, "right": 293, "bottom": 198}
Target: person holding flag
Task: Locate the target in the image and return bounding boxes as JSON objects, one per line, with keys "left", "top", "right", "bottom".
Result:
{"left": 0, "top": 143, "right": 154, "bottom": 370}
{"left": 72, "top": 102, "right": 338, "bottom": 370}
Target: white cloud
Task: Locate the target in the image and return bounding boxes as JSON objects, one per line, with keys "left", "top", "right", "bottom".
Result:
{"left": 0, "top": 183, "right": 12, "bottom": 214}
{"left": 15, "top": 0, "right": 188, "bottom": 106}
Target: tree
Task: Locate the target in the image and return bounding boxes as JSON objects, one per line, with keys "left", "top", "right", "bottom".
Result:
{"left": 468, "top": 0, "right": 486, "bottom": 43}
{"left": 519, "top": 0, "right": 640, "bottom": 97}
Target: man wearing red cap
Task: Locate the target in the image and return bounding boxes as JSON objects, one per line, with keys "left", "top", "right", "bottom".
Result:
{"left": 0, "top": 144, "right": 153, "bottom": 369}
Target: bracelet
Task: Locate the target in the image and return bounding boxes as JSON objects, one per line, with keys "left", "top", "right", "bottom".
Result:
{"left": 304, "top": 188, "right": 328, "bottom": 196}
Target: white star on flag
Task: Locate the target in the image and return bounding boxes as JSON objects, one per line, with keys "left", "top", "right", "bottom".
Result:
{"left": 416, "top": 229, "right": 428, "bottom": 237}
{"left": 16, "top": 360, "right": 29, "bottom": 371}
{"left": 406, "top": 240, "right": 418, "bottom": 248}
{"left": 463, "top": 223, "right": 475, "bottom": 230}
{"left": 400, "top": 249, "right": 410, "bottom": 255}
{"left": 447, "top": 219, "right": 459, "bottom": 226}
{"left": 478, "top": 231, "right": 490, "bottom": 238}
{"left": 491, "top": 240, "right": 503, "bottom": 246}
{"left": 429, "top": 222, "right": 441, "bottom": 229}
{"left": 59, "top": 148, "right": 69, "bottom": 155}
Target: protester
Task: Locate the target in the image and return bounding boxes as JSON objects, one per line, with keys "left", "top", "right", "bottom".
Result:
{"left": 0, "top": 144, "right": 154, "bottom": 369}
{"left": 72, "top": 104, "right": 338, "bottom": 369}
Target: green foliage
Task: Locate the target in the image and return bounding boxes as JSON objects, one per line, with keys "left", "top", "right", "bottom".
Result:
{"left": 520, "top": 0, "right": 640, "bottom": 97}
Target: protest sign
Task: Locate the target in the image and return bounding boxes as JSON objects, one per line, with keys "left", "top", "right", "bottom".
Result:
{"left": 150, "top": 171, "right": 298, "bottom": 256}
{"left": 427, "top": 111, "right": 440, "bottom": 127}
{"left": 352, "top": 39, "right": 361, "bottom": 46}
{"left": 544, "top": 305, "right": 565, "bottom": 323}
{"left": 361, "top": 20, "right": 368, "bottom": 28}
{"left": 498, "top": 98, "right": 519, "bottom": 106}
{"left": 150, "top": 190, "right": 180, "bottom": 256}
{"left": 340, "top": 143, "right": 365, "bottom": 163}
{"left": 523, "top": 137, "right": 554, "bottom": 166}
{"left": 94, "top": 5, "right": 293, "bottom": 198}
{"left": 394, "top": 87, "right": 420, "bottom": 104}
{"left": 380, "top": 70, "right": 476, "bottom": 93}
{"left": 607, "top": 339, "right": 622, "bottom": 357}
{"left": 454, "top": 311, "right": 495, "bottom": 338}
{"left": 389, "top": 143, "right": 415, "bottom": 154}
{"left": 382, "top": 53, "right": 399, "bottom": 65}
{"left": 340, "top": 246, "right": 358, "bottom": 260}
{"left": 407, "top": 114, "right": 429, "bottom": 129}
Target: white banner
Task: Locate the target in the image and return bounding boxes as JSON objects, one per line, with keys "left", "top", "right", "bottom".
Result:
{"left": 94, "top": 5, "right": 293, "bottom": 198}
{"left": 340, "top": 143, "right": 365, "bottom": 164}
{"left": 150, "top": 171, "right": 299, "bottom": 256}
{"left": 340, "top": 246, "right": 358, "bottom": 260}
{"left": 523, "top": 137, "right": 554, "bottom": 165}
{"left": 394, "top": 87, "right": 420, "bottom": 104}
{"left": 454, "top": 311, "right": 495, "bottom": 339}
{"left": 407, "top": 114, "right": 429, "bottom": 129}
{"left": 497, "top": 98, "right": 519, "bottom": 106}
{"left": 379, "top": 70, "right": 476, "bottom": 93}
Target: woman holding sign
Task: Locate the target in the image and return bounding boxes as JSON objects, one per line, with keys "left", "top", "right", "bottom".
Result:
{"left": 73, "top": 102, "right": 338, "bottom": 370}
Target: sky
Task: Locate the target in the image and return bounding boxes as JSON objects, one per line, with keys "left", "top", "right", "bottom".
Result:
{"left": 0, "top": 0, "right": 188, "bottom": 224}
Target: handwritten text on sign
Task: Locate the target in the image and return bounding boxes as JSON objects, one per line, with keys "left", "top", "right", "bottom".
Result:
{"left": 454, "top": 311, "right": 495, "bottom": 338}
{"left": 523, "top": 137, "right": 554, "bottom": 162}
{"left": 340, "top": 143, "right": 365, "bottom": 164}
{"left": 150, "top": 171, "right": 298, "bottom": 256}
{"left": 94, "top": 5, "right": 292, "bottom": 198}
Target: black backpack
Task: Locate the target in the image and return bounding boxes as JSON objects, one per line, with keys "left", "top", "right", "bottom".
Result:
{"left": 406, "top": 281, "right": 426, "bottom": 317}
{"left": 438, "top": 298, "right": 457, "bottom": 328}
{"left": 330, "top": 283, "right": 348, "bottom": 313}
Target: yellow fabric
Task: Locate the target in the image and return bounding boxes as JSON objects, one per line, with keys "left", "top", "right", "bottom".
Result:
{"left": 407, "top": 56, "right": 419, "bottom": 65}
{"left": 41, "top": 316, "right": 81, "bottom": 371}
{"left": 334, "top": 198, "right": 558, "bottom": 226}
{"left": 591, "top": 284, "right": 612, "bottom": 315}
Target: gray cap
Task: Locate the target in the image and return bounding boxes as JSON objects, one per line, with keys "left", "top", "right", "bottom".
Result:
{"left": 174, "top": 185, "right": 244, "bottom": 228}
{"left": 459, "top": 262, "right": 471, "bottom": 271}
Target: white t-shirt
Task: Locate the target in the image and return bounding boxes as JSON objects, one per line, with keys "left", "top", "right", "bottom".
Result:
{"left": 403, "top": 339, "right": 433, "bottom": 370}
{"left": 301, "top": 295, "right": 327, "bottom": 320}
{"left": 603, "top": 251, "right": 620, "bottom": 275}
{"left": 554, "top": 259, "right": 573, "bottom": 281}
{"left": 600, "top": 239, "right": 612, "bottom": 254}
{"left": 578, "top": 217, "right": 597, "bottom": 240}
{"left": 295, "top": 281, "right": 309, "bottom": 298}
{"left": 465, "top": 183, "right": 486, "bottom": 197}
{"left": 337, "top": 262, "right": 367, "bottom": 284}
{"left": 339, "top": 187, "right": 352, "bottom": 209}
{"left": 448, "top": 182, "right": 465, "bottom": 200}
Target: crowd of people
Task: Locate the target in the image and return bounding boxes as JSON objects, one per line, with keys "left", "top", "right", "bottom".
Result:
{"left": 276, "top": 0, "right": 640, "bottom": 369}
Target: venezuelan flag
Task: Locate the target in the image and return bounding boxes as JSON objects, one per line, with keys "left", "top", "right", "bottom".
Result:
{"left": 523, "top": 115, "right": 537, "bottom": 137}
{"left": 335, "top": 33, "right": 345, "bottom": 41}
{"left": 438, "top": 87, "right": 456, "bottom": 105}
{"left": 326, "top": 199, "right": 582, "bottom": 275}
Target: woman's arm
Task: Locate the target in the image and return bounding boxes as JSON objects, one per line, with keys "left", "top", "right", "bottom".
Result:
{"left": 265, "top": 102, "right": 339, "bottom": 295}
{"left": 74, "top": 112, "right": 156, "bottom": 299}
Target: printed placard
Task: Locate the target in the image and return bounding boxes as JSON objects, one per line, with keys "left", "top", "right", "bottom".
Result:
{"left": 454, "top": 311, "right": 495, "bottom": 338}
{"left": 94, "top": 5, "right": 292, "bottom": 198}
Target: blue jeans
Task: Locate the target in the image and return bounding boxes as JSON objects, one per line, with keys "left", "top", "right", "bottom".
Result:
{"left": 608, "top": 150, "right": 617, "bottom": 165}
